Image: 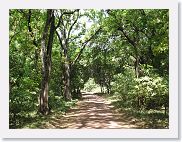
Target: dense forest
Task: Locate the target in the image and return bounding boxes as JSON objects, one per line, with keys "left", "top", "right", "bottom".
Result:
{"left": 10, "top": 9, "right": 169, "bottom": 129}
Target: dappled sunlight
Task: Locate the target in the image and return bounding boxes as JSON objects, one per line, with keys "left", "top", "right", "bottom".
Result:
{"left": 42, "top": 93, "right": 143, "bottom": 129}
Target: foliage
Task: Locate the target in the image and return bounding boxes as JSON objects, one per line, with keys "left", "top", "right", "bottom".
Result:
{"left": 83, "top": 78, "right": 100, "bottom": 92}
{"left": 111, "top": 66, "right": 168, "bottom": 110}
{"left": 9, "top": 9, "right": 169, "bottom": 128}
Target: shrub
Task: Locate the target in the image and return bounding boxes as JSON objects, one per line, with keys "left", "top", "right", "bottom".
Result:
{"left": 111, "top": 66, "right": 168, "bottom": 112}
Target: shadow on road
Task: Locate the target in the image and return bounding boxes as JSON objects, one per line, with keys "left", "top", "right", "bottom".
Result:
{"left": 41, "top": 92, "right": 145, "bottom": 129}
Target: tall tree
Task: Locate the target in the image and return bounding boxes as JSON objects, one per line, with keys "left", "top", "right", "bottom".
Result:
{"left": 56, "top": 9, "right": 101, "bottom": 100}
{"left": 39, "top": 9, "right": 55, "bottom": 115}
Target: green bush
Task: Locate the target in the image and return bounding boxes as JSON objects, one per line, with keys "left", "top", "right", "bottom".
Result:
{"left": 111, "top": 66, "right": 168, "bottom": 112}
{"left": 111, "top": 67, "right": 136, "bottom": 102}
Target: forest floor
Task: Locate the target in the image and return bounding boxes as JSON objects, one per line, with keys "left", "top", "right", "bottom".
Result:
{"left": 38, "top": 92, "right": 146, "bottom": 129}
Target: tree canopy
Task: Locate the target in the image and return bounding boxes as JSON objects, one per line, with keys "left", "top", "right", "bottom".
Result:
{"left": 9, "top": 9, "right": 169, "bottom": 129}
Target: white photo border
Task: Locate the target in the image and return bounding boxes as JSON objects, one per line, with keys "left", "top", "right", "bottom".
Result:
{"left": 0, "top": 0, "right": 178, "bottom": 138}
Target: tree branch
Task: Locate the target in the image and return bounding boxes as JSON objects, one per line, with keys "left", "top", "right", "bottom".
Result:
{"left": 107, "top": 10, "right": 136, "bottom": 48}
{"left": 41, "top": 10, "right": 52, "bottom": 52}
{"left": 27, "top": 9, "right": 38, "bottom": 47}
{"left": 9, "top": 31, "right": 20, "bottom": 45}
{"left": 71, "top": 27, "right": 102, "bottom": 66}
{"left": 17, "top": 9, "right": 28, "bottom": 18}
{"left": 47, "top": 10, "right": 55, "bottom": 56}
{"left": 67, "top": 9, "right": 80, "bottom": 44}
{"left": 56, "top": 30, "right": 64, "bottom": 50}
{"left": 55, "top": 9, "right": 79, "bottom": 29}
{"left": 17, "top": 9, "right": 39, "bottom": 47}
{"left": 118, "top": 26, "right": 136, "bottom": 47}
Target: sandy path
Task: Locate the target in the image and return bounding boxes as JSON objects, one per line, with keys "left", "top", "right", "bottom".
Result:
{"left": 42, "top": 93, "right": 143, "bottom": 129}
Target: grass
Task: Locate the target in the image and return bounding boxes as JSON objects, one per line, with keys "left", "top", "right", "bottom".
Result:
{"left": 106, "top": 95, "right": 169, "bottom": 129}
{"left": 9, "top": 99, "right": 78, "bottom": 129}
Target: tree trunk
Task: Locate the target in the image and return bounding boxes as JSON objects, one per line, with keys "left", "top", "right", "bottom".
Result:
{"left": 135, "top": 57, "right": 139, "bottom": 78}
{"left": 63, "top": 61, "right": 71, "bottom": 101}
{"left": 59, "top": 54, "right": 64, "bottom": 97}
{"left": 39, "top": 10, "right": 55, "bottom": 115}
{"left": 107, "top": 87, "right": 110, "bottom": 94}
{"left": 106, "top": 79, "right": 111, "bottom": 94}
{"left": 34, "top": 49, "right": 39, "bottom": 73}
{"left": 63, "top": 44, "right": 72, "bottom": 101}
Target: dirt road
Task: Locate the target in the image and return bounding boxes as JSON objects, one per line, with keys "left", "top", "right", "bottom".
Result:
{"left": 41, "top": 93, "right": 143, "bottom": 129}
